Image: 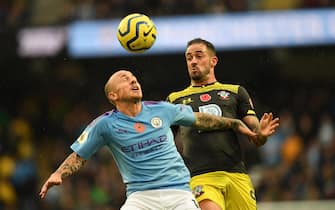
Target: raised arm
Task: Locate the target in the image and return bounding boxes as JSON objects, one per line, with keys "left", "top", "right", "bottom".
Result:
{"left": 243, "top": 112, "right": 280, "bottom": 147}
{"left": 193, "top": 112, "right": 257, "bottom": 138}
{"left": 39, "top": 152, "right": 86, "bottom": 199}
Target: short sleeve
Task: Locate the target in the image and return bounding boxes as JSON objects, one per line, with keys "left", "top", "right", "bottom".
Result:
{"left": 71, "top": 119, "right": 106, "bottom": 160}
{"left": 237, "top": 86, "right": 256, "bottom": 118}
{"left": 171, "top": 103, "right": 196, "bottom": 126}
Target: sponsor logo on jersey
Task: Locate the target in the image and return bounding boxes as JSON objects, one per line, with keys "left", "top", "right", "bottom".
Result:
{"left": 77, "top": 131, "right": 88, "bottom": 144}
{"left": 151, "top": 117, "right": 162, "bottom": 128}
{"left": 218, "top": 90, "right": 230, "bottom": 100}
{"left": 199, "top": 104, "right": 222, "bottom": 116}
{"left": 192, "top": 185, "right": 204, "bottom": 198}
{"left": 182, "top": 98, "right": 193, "bottom": 104}
{"left": 134, "top": 122, "right": 146, "bottom": 133}
{"left": 200, "top": 94, "right": 211, "bottom": 102}
{"left": 116, "top": 128, "right": 128, "bottom": 134}
{"left": 121, "top": 134, "right": 168, "bottom": 157}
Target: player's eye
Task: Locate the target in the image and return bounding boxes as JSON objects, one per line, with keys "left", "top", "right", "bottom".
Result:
{"left": 120, "top": 75, "right": 130, "bottom": 81}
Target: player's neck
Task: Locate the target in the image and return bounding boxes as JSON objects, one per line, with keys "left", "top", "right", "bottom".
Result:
{"left": 117, "top": 101, "right": 142, "bottom": 117}
{"left": 191, "top": 79, "right": 217, "bottom": 87}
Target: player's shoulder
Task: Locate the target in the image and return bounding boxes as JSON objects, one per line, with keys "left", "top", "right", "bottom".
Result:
{"left": 216, "top": 83, "right": 251, "bottom": 98}
{"left": 167, "top": 82, "right": 243, "bottom": 102}
{"left": 167, "top": 85, "right": 193, "bottom": 103}
{"left": 88, "top": 110, "right": 116, "bottom": 127}
{"left": 142, "top": 101, "right": 178, "bottom": 116}
{"left": 214, "top": 82, "right": 241, "bottom": 94}
{"left": 143, "top": 100, "right": 172, "bottom": 108}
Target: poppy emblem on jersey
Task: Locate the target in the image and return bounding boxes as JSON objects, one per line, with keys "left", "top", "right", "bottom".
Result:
{"left": 77, "top": 131, "right": 88, "bottom": 144}
{"left": 134, "top": 122, "right": 146, "bottom": 133}
{"left": 218, "top": 90, "right": 230, "bottom": 100}
{"left": 192, "top": 185, "right": 204, "bottom": 198}
{"left": 151, "top": 117, "right": 162, "bottom": 128}
{"left": 200, "top": 94, "right": 211, "bottom": 102}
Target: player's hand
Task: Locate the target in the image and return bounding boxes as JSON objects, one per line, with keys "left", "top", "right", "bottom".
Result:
{"left": 39, "top": 172, "right": 63, "bottom": 199}
{"left": 259, "top": 112, "right": 279, "bottom": 137}
{"left": 232, "top": 119, "right": 257, "bottom": 138}
{"left": 250, "top": 113, "right": 280, "bottom": 146}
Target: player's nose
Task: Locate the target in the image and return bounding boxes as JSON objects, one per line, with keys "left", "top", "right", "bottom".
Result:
{"left": 190, "top": 57, "right": 198, "bottom": 65}
{"left": 130, "top": 77, "right": 138, "bottom": 85}
{"left": 191, "top": 61, "right": 197, "bottom": 67}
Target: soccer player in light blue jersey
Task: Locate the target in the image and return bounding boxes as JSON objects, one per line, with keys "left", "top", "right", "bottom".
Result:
{"left": 39, "top": 70, "right": 262, "bottom": 210}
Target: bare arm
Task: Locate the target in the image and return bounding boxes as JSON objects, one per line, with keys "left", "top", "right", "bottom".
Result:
{"left": 194, "top": 112, "right": 256, "bottom": 137}
{"left": 39, "top": 152, "right": 86, "bottom": 199}
{"left": 243, "top": 113, "right": 280, "bottom": 147}
{"left": 55, "top": 152, "right": 86, "bottom": 179}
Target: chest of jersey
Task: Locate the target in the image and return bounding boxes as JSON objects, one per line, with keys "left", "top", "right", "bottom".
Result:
{"left": 105, "top": 112, "right": 174, "bottom": 159}
{"left": 175, "top": 90, "right": 238, "bottom": 118}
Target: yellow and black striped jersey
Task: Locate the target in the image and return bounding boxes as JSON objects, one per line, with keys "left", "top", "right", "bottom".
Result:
{"left": 167, "top": 82, "right": 256, "bottom": 176}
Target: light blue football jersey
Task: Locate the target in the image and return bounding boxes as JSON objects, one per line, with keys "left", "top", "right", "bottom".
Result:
{"left": 71, "top": 101, "right": 195, "bottom": 196}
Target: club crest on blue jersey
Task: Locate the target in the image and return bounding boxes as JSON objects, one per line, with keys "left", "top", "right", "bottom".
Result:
{"left": 151, "top": 117, "right": 162, "bottom": 128}
{"left": 218, "top": 90, "right": 230, "bottom": 100}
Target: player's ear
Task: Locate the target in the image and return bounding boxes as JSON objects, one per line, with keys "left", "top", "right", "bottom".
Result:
{"left": 108, "top": 91, "right": 118, "bottom": 101}
{"left": 211, "top": 56, "right": 218, "bottom": 67}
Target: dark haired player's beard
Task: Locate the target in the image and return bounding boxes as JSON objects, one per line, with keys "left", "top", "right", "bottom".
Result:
{"left": 191, "top": 74, "right": 203, "bottom": 81}
{"left": 191, "top": 68, "right": 210, "bottom": 82}
{"left": 190, "top": 69, "right": 202, "bottom": 81}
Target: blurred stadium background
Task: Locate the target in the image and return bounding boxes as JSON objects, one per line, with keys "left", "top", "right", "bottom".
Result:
{"left": 1, "top": 0, "right": 335, "bottom": 210}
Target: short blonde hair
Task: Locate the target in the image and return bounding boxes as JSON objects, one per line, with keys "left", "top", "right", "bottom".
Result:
{"left": 104, "top": 75, "right": 114, "bottom": 104}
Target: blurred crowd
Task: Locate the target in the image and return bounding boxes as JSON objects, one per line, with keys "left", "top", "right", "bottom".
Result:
{"left": 0, "top": 60, "right": 126, "bottom": 210}
{"left": 1, "top": 0, "right": 334, "bottom": 28}
{"left": 255, "top": 87, "right": 335, "bottom": 201}
{"left": 1, "top": 1, "right": 335, "bottom": 210}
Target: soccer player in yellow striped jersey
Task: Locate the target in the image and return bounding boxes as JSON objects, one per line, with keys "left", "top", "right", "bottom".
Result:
{"left": 167, "top": 38, "right": 280, "bottom": 210}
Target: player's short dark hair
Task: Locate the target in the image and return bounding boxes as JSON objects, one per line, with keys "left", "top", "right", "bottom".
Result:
{"left": 186, "top": 38, "right": 216, "bottom": 55}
